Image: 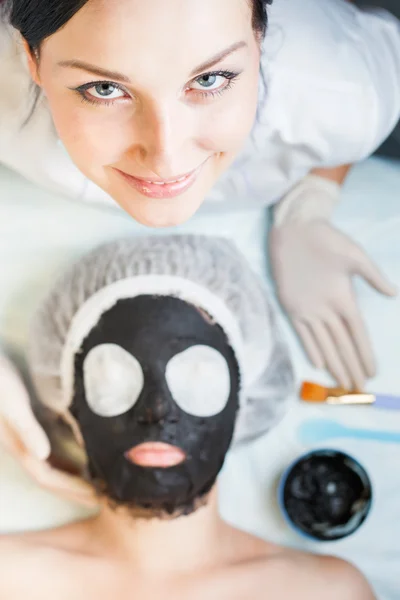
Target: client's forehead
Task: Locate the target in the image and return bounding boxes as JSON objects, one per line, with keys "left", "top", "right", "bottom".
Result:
{"left": 80, "top": 295, "right": 229, "bottom": 357}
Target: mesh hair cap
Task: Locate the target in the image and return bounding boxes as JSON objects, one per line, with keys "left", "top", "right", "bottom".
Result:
{"left": 29, "top": 235, "right": 294, "bottom": 445}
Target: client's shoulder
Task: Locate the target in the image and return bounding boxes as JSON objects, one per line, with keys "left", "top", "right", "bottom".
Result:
{"left": 1, "top": 516, "right": 93, "bottom": 552}
{"left": 0, "top": 526, "right": 84, "bottom": 569}
{"left": 0, "top": 522, "right": 100, "bottom": 598}
{"left": 256, "top": 550, "right": 375, "bottom": 600}
{"left": 313, "top": 555, "right": 375, "bottom": 600}
{"left": 0, "top": 533, "right": 66, "bottom": 597}
{"left": 0, "top": 519, "right": 93, "bottom": 561}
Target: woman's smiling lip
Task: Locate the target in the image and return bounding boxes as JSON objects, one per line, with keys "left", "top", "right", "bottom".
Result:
{"left": 114, "top": 162, "right": 206, "bottom": 200}
{"left": 125, "top": 442, "right": 186, "bottom": 468}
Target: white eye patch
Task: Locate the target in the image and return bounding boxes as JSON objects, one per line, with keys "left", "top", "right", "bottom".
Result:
{"left": 83, "top": 344, "right": 144, "bottom": 417}
{"left": 165, "top": 345, "right": 231, "bottom": 417}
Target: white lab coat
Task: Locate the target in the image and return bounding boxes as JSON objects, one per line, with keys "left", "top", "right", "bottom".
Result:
{"left": 0, "top": 0, "right": 399, "bottom": 210}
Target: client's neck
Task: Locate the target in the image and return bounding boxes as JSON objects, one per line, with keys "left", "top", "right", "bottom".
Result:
{"left": 96, "top": 486, "right": 227, "bottom": 575}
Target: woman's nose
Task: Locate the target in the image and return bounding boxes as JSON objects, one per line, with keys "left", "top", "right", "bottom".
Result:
{"left": 130, "top": 102, "right": 194, "bottom": 174}
{"left": 136, "top": 394, "right": 174, "bottom": 425}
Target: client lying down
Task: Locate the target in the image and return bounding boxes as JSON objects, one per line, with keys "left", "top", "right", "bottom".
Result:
{"left": 0, "top": 236, "right": 374, "bottom": 599}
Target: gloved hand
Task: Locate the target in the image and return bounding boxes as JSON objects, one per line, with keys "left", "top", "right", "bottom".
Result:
{"left": 0, "top": 352, "right": 96, "bottom": 506}
{"left": 0, "top": 352, "right": 50, "bottom": 460}
{"left": 269, "top": 174, "right": 397, "bottom": 390}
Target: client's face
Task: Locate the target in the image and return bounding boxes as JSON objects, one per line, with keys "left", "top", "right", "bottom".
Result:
{"left": 72, "top": 295, "right": 240, "bottom": 516}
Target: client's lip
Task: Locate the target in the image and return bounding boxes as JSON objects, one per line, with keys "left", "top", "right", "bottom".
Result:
{"left": 125, "top": 442, "right": 186, "bottom": 468}
{"left": 114, "top": 161, "right": 207, "bottom": 200}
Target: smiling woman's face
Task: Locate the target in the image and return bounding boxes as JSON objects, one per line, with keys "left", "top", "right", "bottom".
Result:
{"left": 27, "top": 0, "right": 262, "bottom": 227}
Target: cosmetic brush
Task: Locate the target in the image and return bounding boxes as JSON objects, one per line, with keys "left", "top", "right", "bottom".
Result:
{"left": 300, "top": 381, "right": 400, "bottom": 410}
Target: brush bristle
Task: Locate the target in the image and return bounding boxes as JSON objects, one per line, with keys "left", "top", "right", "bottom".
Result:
{"left": 300, "top": 382, "right": 329, "bottom": 402}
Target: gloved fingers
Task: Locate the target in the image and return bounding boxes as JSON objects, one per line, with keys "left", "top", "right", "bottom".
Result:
{"left": 344, "top": 306, "right": 376, "bottom": 379}
{"left": 351, "top": 251, "right": 397, "bottom": 297}
{"left": 292, "top": 320, "right": 325, "bottom": 369}
{"left": 0, "top": 360, "right": 51, "bottom": 460}
{"left": 0, "top": 413, "right": 44, "bottom": 464}
{"left": 325, "top": 314, "right": 366, "bottom": 391}
{"left": 309, "top": 320, "right": 352, "bottom": 389}
{"left": 11, "top": 416, "right": 51, "bottom": 462}
{"left": 0, "top": 403, "right": 51, "bottom": 461}
{"left": 0, "top": 415, "right": 21, "bottom": 457}
{"left": 21, "top": 454, "right": 97, "bottom": 507}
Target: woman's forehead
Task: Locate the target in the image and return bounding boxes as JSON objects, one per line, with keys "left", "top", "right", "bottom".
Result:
{"left": 42, "top": 0, "right": 255, "bottom": 75}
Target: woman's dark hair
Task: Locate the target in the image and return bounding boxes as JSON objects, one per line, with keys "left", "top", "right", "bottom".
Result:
{"left": 252, "top": 0, "right": 273, "bottom": 37}
{"left": 4, "top": 0, "right": 273, "bottom": 51}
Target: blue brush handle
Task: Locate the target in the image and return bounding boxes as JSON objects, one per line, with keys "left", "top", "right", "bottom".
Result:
{"left": 375, "top": 394, "right": 400, "bottom": 410}
{"left": 348, "top": 428, "right": 400, "bottom": 443}
{"left": 299, "top": 419, "right": 400, "bottom": 445}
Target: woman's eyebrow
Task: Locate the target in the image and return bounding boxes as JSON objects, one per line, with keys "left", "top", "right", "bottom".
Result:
{"left": 57, "top": 60, "right": 132, "bottom": 83}
{"left": 57, "top": 41, "right": 247, "bottom": 83}
{"left": 189, "top": 41, "right": 248, "bottom": 76}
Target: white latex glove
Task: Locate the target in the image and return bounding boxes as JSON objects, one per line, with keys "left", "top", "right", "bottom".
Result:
{"left": 270, "top": 175, "right": 397, "bottom": 390}
{"left": 0, "top": 352, "right": 96, "bottom": 506}
{"left": 0, "top": 352, "right": 50, "bottom": 460}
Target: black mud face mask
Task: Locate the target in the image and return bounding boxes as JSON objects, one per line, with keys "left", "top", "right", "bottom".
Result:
{"left": 71, "top": 295, "right": 240, "bottom": 516}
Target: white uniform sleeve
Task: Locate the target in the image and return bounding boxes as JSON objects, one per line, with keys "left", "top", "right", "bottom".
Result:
{"left": 0, "top": 20, "right": 32, "bottom": 136}
{"left": 261, "top": 0, "right": 400, "bottom": 166}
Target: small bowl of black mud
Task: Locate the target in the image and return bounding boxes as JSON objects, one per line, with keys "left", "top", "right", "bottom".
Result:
{"left": 279, "top": 449, "right": 373, "bottom": 541}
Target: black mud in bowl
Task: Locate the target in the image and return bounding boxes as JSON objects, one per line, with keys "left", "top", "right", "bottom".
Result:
{"left": 279, "top": 449, "right": 373, "bottom": 541}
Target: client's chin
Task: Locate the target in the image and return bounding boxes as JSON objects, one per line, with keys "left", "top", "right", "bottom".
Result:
{"left": 108, "top": 492, "right": 212, "bottom": 522}
{"left": 86, "top": 453, "right": 224, "bottom": 520}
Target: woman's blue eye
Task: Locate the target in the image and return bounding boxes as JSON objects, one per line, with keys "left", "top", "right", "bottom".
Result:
{"left": 189, "top": 71, "right": 239, "bottom": 95}
{"left": 197, "top": 74, "right": 218, "bottom": 88}
{"left": 73, "top": 81, "right": 127, "bottom": 103}
{"left": 95, "top": 83, "right": 115, "bottom": 96}
{"left": 90, "top": 83, "right": 125, "bottom": 99}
